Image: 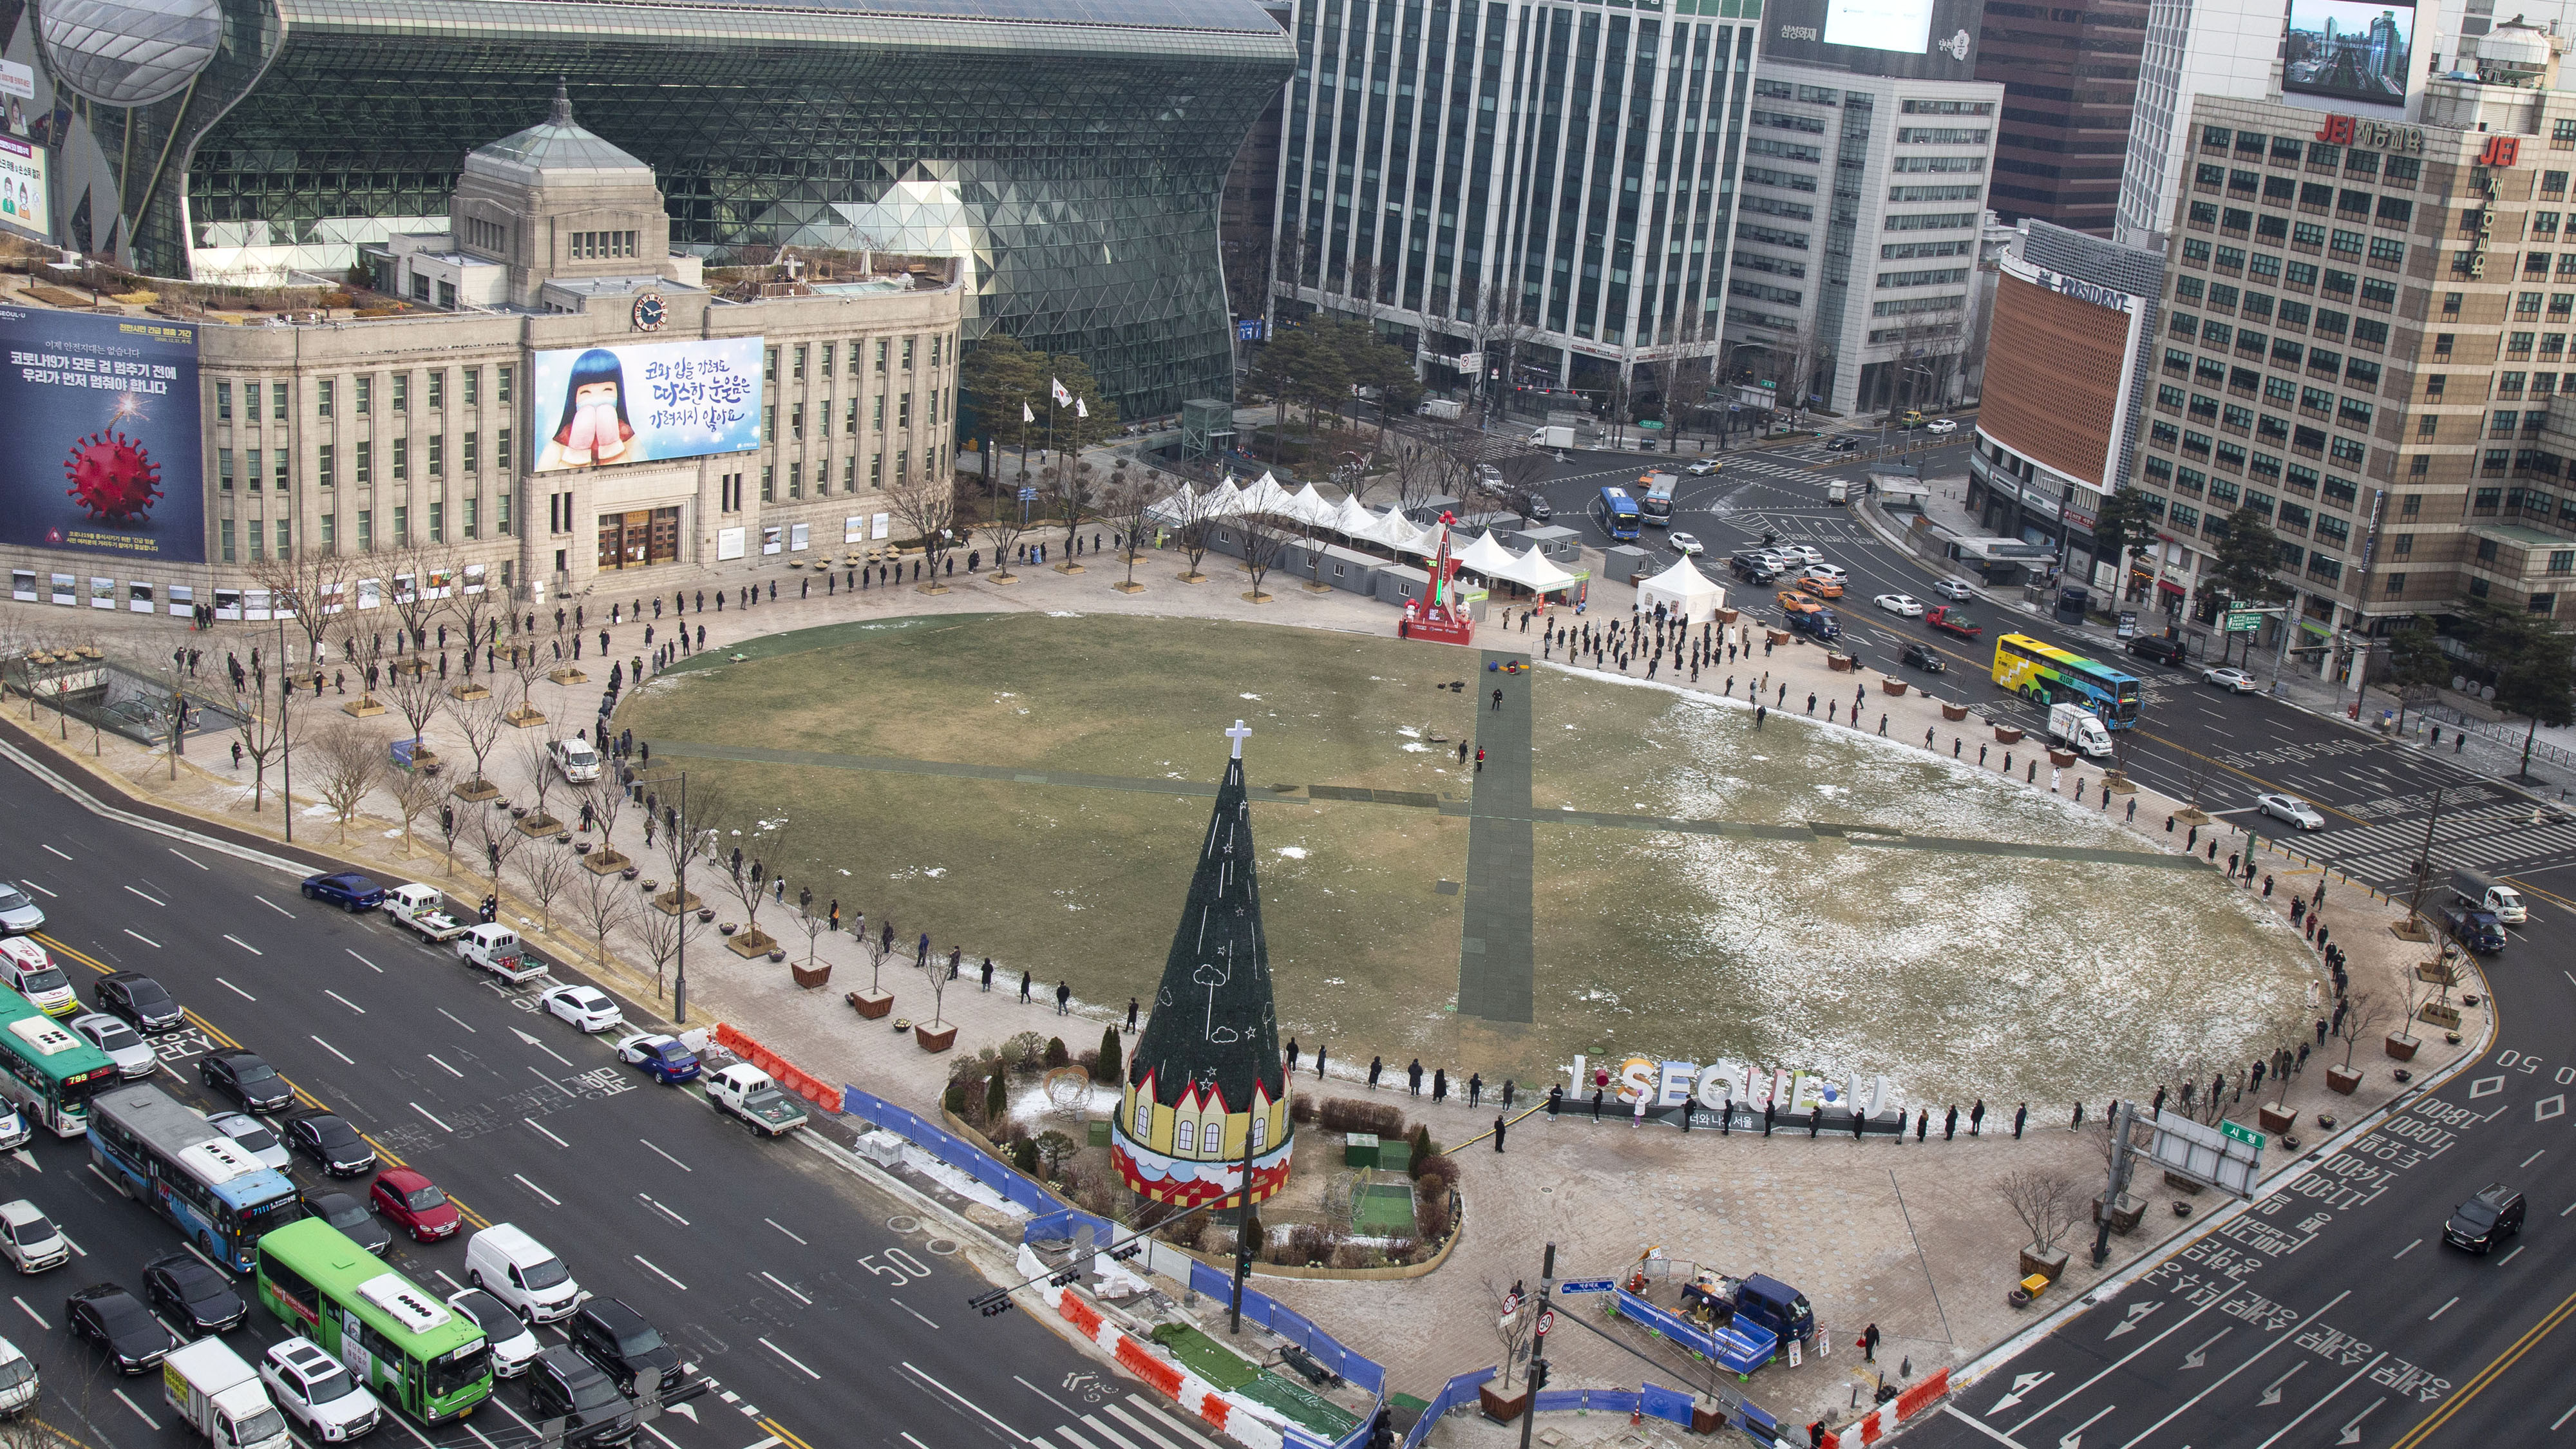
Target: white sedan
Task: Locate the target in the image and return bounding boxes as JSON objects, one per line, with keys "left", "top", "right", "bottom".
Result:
{"left": 1926, "top": 418, "right": 1959, "bottom": 435}
{"left": 537, "top": 984, "right": 622, "bottom": 1034}
{"left": 1685, "top": 459, "right": 1723, "bottom": 476}
{"left": 67, "top": 1012, "right": 156, "bottom": 1080}
{"left": 206, "top": 1111, "right": 292, "bottom": 1170}
{"left": 1873, "top": 593, "right": 1924, "bottom": 617}
{"left": 1776, "top": 543, "right": 1824, "bottom": 565}
{"left": 1669, "top": 532, "right": 1706, "bottom": 556}
{"left": 2257, "top": 793, "right": 2326, "bottom": 830}
{"left": 2203, "top": 666, "right": 2261, "bottom": 694}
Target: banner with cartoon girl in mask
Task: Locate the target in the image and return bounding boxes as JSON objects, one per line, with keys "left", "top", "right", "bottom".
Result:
{"left": 532, "top": 337, "right": 763, "bottom": 473}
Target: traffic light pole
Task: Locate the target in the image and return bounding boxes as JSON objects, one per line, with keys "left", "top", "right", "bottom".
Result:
{"left": 967, "top": 1197, "right": 1227, "bottom": 1316}
{"left": 1517, "top": 1242, "right": 1556, "bottom": 1449}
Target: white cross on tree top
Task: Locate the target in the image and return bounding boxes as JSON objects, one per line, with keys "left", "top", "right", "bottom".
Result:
{"left": 1226, "top": 719, "right": 1252, "bottom": 759}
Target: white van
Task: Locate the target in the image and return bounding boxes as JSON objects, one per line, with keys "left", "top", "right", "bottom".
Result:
{"left": 465, "top": 1224, "right": 581, "bottom": 1323}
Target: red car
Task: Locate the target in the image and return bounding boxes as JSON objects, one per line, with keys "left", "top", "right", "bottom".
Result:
{"left": 1922, "top": 605, "right": 1984, "bottom": 639}
{"left": 369, "top": 1167, "right": 462, "bottom": 1242}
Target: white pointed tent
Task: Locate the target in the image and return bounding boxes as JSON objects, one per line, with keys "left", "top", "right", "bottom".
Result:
{"left": 1490, "top": 544, "right": 1582, "bottom": 598}
{"left": 1452, "top": 529, "right": 1523, "bottom": 578}
{"left": 1634, "top": 556, "right": 1726, "bottom": 620}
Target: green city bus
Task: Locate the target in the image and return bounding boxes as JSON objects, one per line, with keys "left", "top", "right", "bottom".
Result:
{"left": 254, "top": 1219, "right": 493, "bottom": 1425}
{"left": 0, "top": 983, "right": 120, "bottom": 1135}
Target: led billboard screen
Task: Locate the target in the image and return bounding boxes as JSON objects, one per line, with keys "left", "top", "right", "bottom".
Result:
{"left": 531, "top": 336, "right": 763, "bottom": 475}
{"left": 0, "top": 307, "right": 203, "bottom": 562}
{"left": 2284, "top": 0, "right": 2414, "bottom": 108}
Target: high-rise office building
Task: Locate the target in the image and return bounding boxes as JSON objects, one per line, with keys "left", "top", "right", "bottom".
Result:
{"left": 1267, "top": 0, "right": 1764, "bottom": 412}
{"left": 1977, "top": 0, "right": 2150, "bottom": 234}
{"left": 2116, "top": 0, "right": 2288, "bottom": 251}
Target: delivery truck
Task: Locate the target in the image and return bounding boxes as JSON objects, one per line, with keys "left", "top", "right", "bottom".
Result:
{"left": 1529, "top": 425, "right": 1576, "bottom": 449}
{"left": 2047, "top": 703, "right": 2116, "bottom": 759}
{"left": 2449, "top": 868, "right": 2527, "bottom": 924}
{"left": 164, "top": 1340, "right": 293, "bottom": 1449}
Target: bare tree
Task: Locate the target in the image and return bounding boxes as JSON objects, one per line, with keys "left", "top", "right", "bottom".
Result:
{"left": 650, "top": 776, "right": 725, "bottom": 916}
{"left": 793, "top": 891, "right": 831, "bottom": 978}
{"left": 1102, "top": 463, "right": 1160, "bottom": 594}
{"left": 1047, "top": 457, "right": 1098, "bottom": 572}
{"left": 633, "top": 888, "right": 703, "bottom": 1001}
{"left": 574, "top": 864, "right": 635, "bottom": 969}
{"left": 383, "top": 656, "right": 447, "bottom": 772}
{"left": 518, "top": 728, "right": 567, "bottom": 833}
{"left": 382, "top": 544, "right": 458, "bottom": 662}
{"left": 436, "top": 789, "right": 468, "bottom": 876}
{"left": 580, "top": 772, "right": 633, "bottom": 871}
{"left": 913, "top": 928, "right": 955, "bottom": 1031}
{"left": 504, "top": 636, "right": 549, "bottom": 728}
{"left": 1238, "top": 511, "right": 1290, "bottom": 604}
{"left": 226, "top": 654, "right": 294, "bottom": 814}
{"left": 1996, "top": 1169, "right": 2087, "bottom": 1255}
{"left": 448, "top": 563, "right": 500, "bottom": 693}
{"left": 860, "top": 913, "right": 899, "bottom": 995}
{"left": 451, "top": 691, "right": 509, "bottom": 800}
{"left": 2332, "top": 991, "right": 2389, "bottom": 1070}
{"left": 715, "top": 810, "right": 793, "bottom": 952}
{"left": 1170, "top": 481, "right": 1229, "bottom": 583}
{"left": 1485, "top": 1277, "right": 1535, "bottom": 1390}
{"left": 1388, "top": 440, "right": 1446, "bottom": 517}
{"left": 514, "top": 838, "right": 580, "bottom": 933}
{"left": 982, "top": 463, "right": 1039, "bottom": 583}
{"left": 471, "top": 802, "right": 524, "bottom": 906}
{"left": 309, "top": 723, "right": 384, "bottom": 845}
{"left": 386, "top": 757, "right": 445, "bottom": 859}
{"left": 243, "top": 548, "right": 343, "bottom": 677}
{"left": 884, "top": 471, "right": 960, "bottom": 588}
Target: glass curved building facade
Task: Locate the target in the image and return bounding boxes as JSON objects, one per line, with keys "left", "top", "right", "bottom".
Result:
{"left": 19, "top": 0, "right": 1294, "bottom": 414}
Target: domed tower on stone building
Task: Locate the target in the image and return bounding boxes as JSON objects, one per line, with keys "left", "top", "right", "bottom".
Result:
{"left": 1112, "top": 721, "right": 1293, "bottom": 1209}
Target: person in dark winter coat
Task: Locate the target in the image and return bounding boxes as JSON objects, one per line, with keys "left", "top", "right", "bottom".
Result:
{"left": 1970, "top": 1099, "right": 1985, "bottom": 1135}
{"left": 1368, "top": 1056, "right": 1383, "bottom": 1088}
{"left": 1944, "top": 1105, "right": 1958, "bottom": 1140}
{"left": 1915, "top": 1107, "right": 1928, "bottom": 1142}
{"left": 1493, "top": 1115, "right": 1507, "bottom": 1153}
{"left": 1432, "top": 1068, "right": 1448, "bottom": 1104}
{"left": 1407, "top": 1059, "right": 1424, "bottom": 1095}
{"left": 2013, "top": 1103, "right": 2029, "bottom": 1139}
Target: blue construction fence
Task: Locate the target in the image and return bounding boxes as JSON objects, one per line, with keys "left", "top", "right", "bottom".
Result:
{"left": 1613, "top": 1287, "right": 1777, "bottom": 1374}
{"left": 1402, "top": 1370, "right": 1758, "bottom": 1448}
{"left": 840, "top": 1083, "right": 1059, "bottom": 1214}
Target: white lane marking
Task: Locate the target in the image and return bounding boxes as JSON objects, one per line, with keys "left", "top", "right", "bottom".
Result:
{"left": 1104, "top": 1401, "right": 1199, "bottom": 1449}
{"left": 513, "top": 1173, "right": 560, "bottom": 1206}
{"left": 641, "top": 1139, "right": 693, "bottom": 1172}
{"left": 740, "top": 1438, "right": 783, "bottom": 1449}
{"left": 1056, "top": 1427, "right": 1104, "bottom": 1449}
{"left": 1082, "top": 1414, "right": 1149, "bottom": 1449}
{"left": 2429, "top": 1296, "right": 2458, "bottom": 1321}
{"left": 123, "top": 929, "right": 161, "bottom": 949}
{"left": 2550, "top": 1401, "right": 2576, "bottom": 1431}
{"left": 426, "top": 1054, "right": 463, "bottom": 1078}
{"left": 169, "top": 848, "right": 208, "bottom": 869}
{"left": 11, "top": 1296, "right": 45, "bottom": 1329}
{"left": 2392, "top": 1238, "right": 2420, "bottom": 1259}
{"left": 757, "top": 1271, "right": 806, "bottom": 1305}
{"left": 1941, "top": 1404, "right": 2031, "bottom": 1449}
{"left": 222, "top": 933, "right": 263, "bottom": 955}
{"left": 439, "top": 1007, "right": 477, "bottom": 1033}
{"left": 256, "top": 895, "right": 294, "bottom": 917}
{"left": 634, "top": 1255, "right": 688, "bottom": 1291}
{"left": 759, "top": 1338, "right": 822, "bottom": 1379}
{"left": 523, "top": 1117, "right": 570, "bottom": 1148}
{"left": 217, "top": 977, "right": 256, "bottom": 1001}
{"left": 640, "top": 1193, "right": 690, "bottom": 1227}
{"left": 529, "top": 1067, "right": 577, "bottom": 1099}
{"left": 410, "top": 1102, "right": 454, "bottom": 1133}
{"left": 2253, "top": 1353, "right": 2384, "bottom": 1449}
{"left": 903, "top": 1435, "right": 934, "bottom": 1449}
{"left": 892, "top": 1298, "right": 938, "bottom": 1329}
{"left": 311, "top": 1035, "right": 355, "bottom": 1065}
{"left": 435, "top": 1269, "right": 466, "bottom": 1292}
{"left": 18, "top": 880, "right": 52, "bottom": 897}
{"left": 903, "top": 1362, "right": 1030, "bottom": 1443}
{"left": 124, "top": 886, "right": 164, "bottom": 907}
{"left": 324, "top": 989, "right": 366, "bottom": 1014}
{"left": 2499, "top": 1244, "right": 2527, "bottom": 1265}
{"left": 764, "top": 1218, "right": 806, "bottom": 1245}
{"left": 461, "top": 1417, "right": 507, "bottom": 1449}
{"left": 1122, "top": 1400, "right": 1224, "bottom": 1449}
{"left": 2114, "top": 1291, "right": 2353, "bottom": 1449}
{"left": 514, "top": 1028, "right": 576, "bottom": 1068}
{"left": 1016, "top": 1376, "right": 1072, "bottom": 1413}
{"left": 348, "top": 949, "right": 383, "bottom": 973}
{"left": 2524, "top": 1149, "right": 2547, "bottom": 1168}
{"left": 641, "top": 1423, "right": 687, "bottom": 1449}
{"left": 40, "top": 845, "right": 71, "bottom": 862}
{"left": 55, "top": 1229, "right": 83, "bottom": 1258}
{"left": 113, "top": 1387, "right": 160, "bottom": 1428}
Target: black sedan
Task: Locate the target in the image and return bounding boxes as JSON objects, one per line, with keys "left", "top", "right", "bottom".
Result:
{"left": 94, "top": 971, "right": 184, "bottom": 1034}
{"left": 67, "top": 1284, "right": 175, "bottom": 1374}
{"left": 299, "top": 873, "right": 384, "bottom": 911}
{"left": 283, "top": 1112, "right": 377, "bottom": 1177}
{"left": 301, "top": 1189, "right": 392, "bottom": 1257}
{"left": 144, "top": 1251, "right": 248, "bottom": 1334}
{"left": 1526, "top": 496, "right": 1554, "bottom": 522}
{"left": 199, "top": 1051, "right": 296, "bottom": 1114}
{"left": 1900, "top": 643, "right": 1947, "bottom": 673}
{"left": 569, "top": 1298, "right": 681, "bottom": 1396}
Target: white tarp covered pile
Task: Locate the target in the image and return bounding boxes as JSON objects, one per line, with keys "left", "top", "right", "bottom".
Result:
{"left": 1634, "top": 556, "right": 1725, "bottom": 619}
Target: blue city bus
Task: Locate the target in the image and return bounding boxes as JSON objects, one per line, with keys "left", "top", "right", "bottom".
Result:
{"left": 90, "top": 1082, "right": 304, "bottom": 1270}
{"left": 1991, "top": 633, "right": 2143, "bottom": 727}
{"left": 1593, "top": 485, "right": 1642, "bottom": 541}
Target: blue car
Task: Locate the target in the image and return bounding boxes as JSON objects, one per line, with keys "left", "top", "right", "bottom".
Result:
{"left": 299, "top": 873, "right": 384, "bottom": 911}
{"left": 614, "top": 1033, "right": 701, "bottom": 1084}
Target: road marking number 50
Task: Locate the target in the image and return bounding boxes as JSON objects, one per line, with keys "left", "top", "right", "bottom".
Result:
{"left": 859, "top": 1249, "right": 934, "bottom": 1284}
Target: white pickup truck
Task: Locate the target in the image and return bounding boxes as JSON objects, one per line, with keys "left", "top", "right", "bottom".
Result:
{"left": 455, "top": 924, "right": 547, "bottom": 985}
{"left": 705, "top": 1065, "right": 809, "bottom": 1138}
{"left": 384, "top": 884, "right": 470, "bottom": 943}
{"left": 164, "top": 1340, "right": 292, "bottom": 1449}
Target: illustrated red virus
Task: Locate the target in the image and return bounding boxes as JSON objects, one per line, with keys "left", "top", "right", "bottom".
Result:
{"left": 63, "top": 430, "right": 163, "bottom": 526}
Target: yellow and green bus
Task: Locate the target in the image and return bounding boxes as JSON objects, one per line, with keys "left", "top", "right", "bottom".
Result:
{"left": 0, "top": 983, "right": 120, "bottom": 1135}
{"left": 254, "top": 1218, "right": 493, "bottom": 1425}
{"left": 1991, "top": 633, "right": 2143, "bottom": 727}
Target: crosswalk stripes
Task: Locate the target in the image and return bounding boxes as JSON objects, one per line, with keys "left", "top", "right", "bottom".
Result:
{"left": 1045, "top": 1396, "right": 1227, "bottom": 1449}
{"left": 1115, "top": 1396, "right": 1225, "bottom": 1449}
{"left": 2304, "top": 818, "right": 2576, "bottom": 862}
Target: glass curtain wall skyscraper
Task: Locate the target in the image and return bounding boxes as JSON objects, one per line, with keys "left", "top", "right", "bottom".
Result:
{"left": 1269, "top": 0, "right": 1757, "bottom": 411}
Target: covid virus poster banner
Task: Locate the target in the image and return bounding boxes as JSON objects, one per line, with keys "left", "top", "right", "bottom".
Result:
{"left": 0, "top": 307, "right": 203, "bottom": 562}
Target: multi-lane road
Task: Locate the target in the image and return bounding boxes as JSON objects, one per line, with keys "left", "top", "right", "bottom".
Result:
{"left": 0, "top": 757, "right": 1214, "bottom": 1449}
{"left": 1536, "top": 435, "right": 2576, "bottom": 1448}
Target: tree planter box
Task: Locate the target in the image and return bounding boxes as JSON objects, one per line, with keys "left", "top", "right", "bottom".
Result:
{"left": 726, "top": 930, "right": 781, "bottom": 959}
{"left": 1766, "top": 629, "right": 1792, "bottom": 645}
{"left": 2049, "top": 748, "right": 2079, "bottom": 768}
{"left": 2018, "top": 1245, "right": 2070, "bottom": 1283}
{"left": 583, "top": 850, "right": 629, "bottom": 876}
{"left": 343, "top": 697, "right": 388, "bottom": 719}
{"left": 1881, "top": 679, "right": 1908, "bottom": 696}
{"left": 506, "top": 705, "right": 548, "bottom": 728}
{"left": 2384, "top": 1034, "right": 2420, "bottom": 1061}
{"left": 549, "top": 667, "right": 588, "bottom": 685}
{"left": 1942, "top": 703, "right": 1971, "bottom": 721}
{"left": 1827, "top": 653, "right": 1855, "bottom": 672}
{"left": 1479, "top": 1384, "right": 1531, "bottom": 1423}
{"left": 447, "top": 683, "right": 492, "bottom": 702}
{"left": 453, "top": 778, "right": 501, "bottom": 802}
{"left": 791, "top": 961, "right": 831, "bottom": 989}
{"left": 2414, "top": 960, "right": 2456, "bottom": 985}
{"left": 2092, "top": 1193, "right": 2145, "bottom": 1235}
{"left": 515, "top": 813, "right": 563, "bottom": 837}
{"left": 1718, "top": 608, "right": 1740, "bottom": 624}
{"left": 913, "top": 1023, "right": 958, "bottom": 1054}
{"left": 2420, "top": 1002, "right": 2461, "bottom": 1029}
{"left": 2327, "top": 1065, "right": 2363, "bottom": 1094}
{"left": 1994, "top": 725, "right": 2024, "bottom": 744}
{"left": 2257, "top": 1103, "right": 2297, "bottom": 1134}
{"left": 847, "top": 989, "right": 895, "bottom": 1019}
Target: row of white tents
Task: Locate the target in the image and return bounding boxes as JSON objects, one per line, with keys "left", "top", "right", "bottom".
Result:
{"left": 1147, "top": 471, "right": 1730, "bottom": 619}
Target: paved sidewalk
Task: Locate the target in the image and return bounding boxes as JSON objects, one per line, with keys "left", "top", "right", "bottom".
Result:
{"left": 0, "top": 533, "right": 2472, "bottom": 1441}
{"left": 1459, "top": 649, "right": 1537, "bottom": 1023}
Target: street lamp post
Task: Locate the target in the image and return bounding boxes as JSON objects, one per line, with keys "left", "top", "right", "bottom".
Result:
{"left": 632, "top": 764, "right": 698, "bottom": 1023}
